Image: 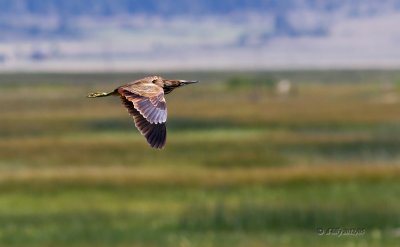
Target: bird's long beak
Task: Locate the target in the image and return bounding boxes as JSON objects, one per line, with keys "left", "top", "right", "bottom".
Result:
{"left": 179, "top": 80, "right": 199, "bottom": 85}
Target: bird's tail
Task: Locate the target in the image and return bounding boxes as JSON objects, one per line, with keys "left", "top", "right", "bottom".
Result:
{"left": 87, "top": 91, "right": 115, "bottom": 98}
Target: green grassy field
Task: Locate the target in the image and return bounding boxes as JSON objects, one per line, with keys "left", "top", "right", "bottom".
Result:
{"left": 0, "top": 71, "right": 400, "bottom": 246}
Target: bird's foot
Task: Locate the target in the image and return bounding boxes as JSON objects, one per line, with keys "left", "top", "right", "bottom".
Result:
{"left": 87, "top": 92, "right": 108, "bottom": 98}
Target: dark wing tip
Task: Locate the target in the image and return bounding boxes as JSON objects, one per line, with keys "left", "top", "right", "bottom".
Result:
{"left": 145, "top": 123, "right": 167, "bottom": 149}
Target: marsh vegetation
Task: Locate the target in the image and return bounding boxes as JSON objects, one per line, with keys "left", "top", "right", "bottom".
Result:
{"left": 0, "top": 71, "right": 399, "bottom": 246}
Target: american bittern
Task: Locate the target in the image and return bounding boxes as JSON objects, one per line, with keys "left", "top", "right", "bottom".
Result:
{"left": 88, "top": 76, "right": 198, "bottom": 149}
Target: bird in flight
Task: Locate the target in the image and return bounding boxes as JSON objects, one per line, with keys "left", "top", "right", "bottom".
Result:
{"left": 88, "top": 76, "right": 198, "bottom": 149}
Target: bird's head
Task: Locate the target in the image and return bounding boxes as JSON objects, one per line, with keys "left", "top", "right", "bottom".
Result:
{"left": 160, "top": 78, "right": 199, "bottom": 94}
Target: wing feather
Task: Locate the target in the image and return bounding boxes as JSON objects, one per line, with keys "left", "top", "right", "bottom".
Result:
{"left": 119, "top": 87, "right": 167, "bottom": 124}
{"left": 120, "top": 96, "right": 166, "bottom": 149}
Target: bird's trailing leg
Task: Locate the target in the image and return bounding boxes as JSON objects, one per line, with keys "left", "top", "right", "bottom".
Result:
{"left": 87, "top": 91, "right": 116, "bottom": 98}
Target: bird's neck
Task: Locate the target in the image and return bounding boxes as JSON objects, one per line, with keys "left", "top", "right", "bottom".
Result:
{"left": 163, "top": 86, "right": 176, "bottom": 94}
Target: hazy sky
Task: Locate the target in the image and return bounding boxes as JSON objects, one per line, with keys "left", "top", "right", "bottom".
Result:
{"left": 1, "top": 0, "right": 400, "bottom": 71}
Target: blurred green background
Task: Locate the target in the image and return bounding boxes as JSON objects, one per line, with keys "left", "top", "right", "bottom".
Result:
{"left": 0, "top": 70, "right": 399, "bottom": 247}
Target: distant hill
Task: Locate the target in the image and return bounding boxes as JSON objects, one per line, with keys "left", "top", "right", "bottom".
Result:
{"left": 1, "top": 0, "right": 398, "bottom": 17}
{"left": 2, "top": 0, "right": 398, "bottom": 40}
{"left": 0, "top": 0, "right": 351, "bottom": 16}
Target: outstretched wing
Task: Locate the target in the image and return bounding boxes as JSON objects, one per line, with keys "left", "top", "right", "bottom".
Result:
{"left": 118, "top": 83, "right": 167, "bottom": 149}
{"left": 118, "top": 84, "right": 167, "bottom": 124}
{"left": 120, "top": 96, "right": 166, "bottom": 149}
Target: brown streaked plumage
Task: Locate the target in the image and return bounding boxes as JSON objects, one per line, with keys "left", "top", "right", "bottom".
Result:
{"left": 88, "top": 76, "right": 198, "bottom": 149}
